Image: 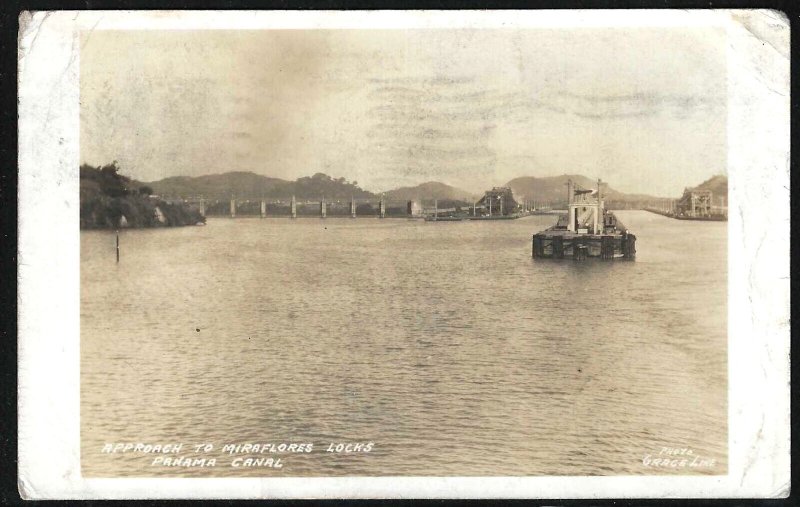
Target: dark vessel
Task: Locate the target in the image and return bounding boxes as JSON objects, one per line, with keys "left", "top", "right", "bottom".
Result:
{"left": 532, "top": 179, "right": 636, "bottom": 260}
{"left": 425, "top": 215, "right": 465, "bottom": 222}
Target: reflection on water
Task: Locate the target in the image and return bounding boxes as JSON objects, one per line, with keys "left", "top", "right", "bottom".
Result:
{"left": 81, "top": 211, "right": 726, "bottom": 476}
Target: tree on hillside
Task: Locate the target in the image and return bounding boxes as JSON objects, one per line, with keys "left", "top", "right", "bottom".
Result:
{"left": 81, "top": 161, "right": 131, "bottom": 197}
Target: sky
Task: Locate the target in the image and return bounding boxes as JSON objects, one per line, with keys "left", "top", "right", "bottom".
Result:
{"left": 80, "top": 28, "right": 727, "bottom": 196}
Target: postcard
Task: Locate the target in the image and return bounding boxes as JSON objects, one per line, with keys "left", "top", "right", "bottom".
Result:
{"left": 17, "top": 9, "right": 789, "bottom": 499}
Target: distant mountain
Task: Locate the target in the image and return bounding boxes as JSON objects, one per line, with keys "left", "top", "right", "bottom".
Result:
{"left": 689, "top": 174, "right": 727, "bottom": 197}
{"left": 384, "top": 181, "right": 478, "bottom": 202}
{"left": 291, "top": 173, "right": 374, "bottom": 200}
{"left": 147, "top": 171, "right": 479, "bottom": 203}
{"left": 505, "top": 174, "right": 658, "bottom": 207}
{"left": 147, "top": 171, "right": 290, "bottom": 199}
{"left": 146, "top": 171, "right": 374, "bottom": 200}
{"left": 143, "top": 170, "right": 685, "bottom": 207}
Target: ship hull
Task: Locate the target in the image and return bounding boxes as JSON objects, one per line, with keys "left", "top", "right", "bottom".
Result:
{"left": 424, "top": 216, "right": 465, "bottom": 222}
{"left": 532, "top": 213, "right": 636, "bottom": 260}
{"left": 466, "top": 214, "right": 519, "bottom": 220}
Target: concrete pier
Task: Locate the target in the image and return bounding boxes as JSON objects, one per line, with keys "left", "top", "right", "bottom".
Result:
{"left": 644, "top": 188, "right": 726, "bottom": 221}
{"left": 351, "top": 198, "right": 357, "bottom": 218}
{"left": 320, "top": 199, "right": 326, "bottom": 218}
{"left": 230, "top": 198, "right": 236, "bottom": 218}
{"left": 260, "top": 200, "right": 266, "bottom": 218}
{"left": 379, "top": 196, "right": 386, "bottom": 218}
{"left": 291, "top": 196, "right": 297, "bottom": 219}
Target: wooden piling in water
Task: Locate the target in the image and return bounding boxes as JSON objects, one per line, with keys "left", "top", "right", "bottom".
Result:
{"left": 574, "top": 243, "right": 587, "bottom": 261}
{"left": 115, "top": 231, "right": 120, "bottom": 263}
{"left": 532, "top": 236, "right": 543, "bottom": 258}
{"left": 553, "top": 235, "right": 564, "bottom": 259}
{"left": 622, "top": 232, "right": 636, "bottom": 259}
{"left": 601, "top": 235, "right": 614, "bottom": 260}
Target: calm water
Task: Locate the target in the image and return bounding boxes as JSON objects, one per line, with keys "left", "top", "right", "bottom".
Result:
{"left": 81, "top": 211, "right": 727, "bottom": 477}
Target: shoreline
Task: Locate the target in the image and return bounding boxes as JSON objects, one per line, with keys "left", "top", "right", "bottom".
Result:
{"left": 644, "top": 208, "right": 727, "bottom": 222}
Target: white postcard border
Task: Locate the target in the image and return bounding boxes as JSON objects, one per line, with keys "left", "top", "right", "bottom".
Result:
{"left": 17, "top": 9, "right": 790, "bottom": 499}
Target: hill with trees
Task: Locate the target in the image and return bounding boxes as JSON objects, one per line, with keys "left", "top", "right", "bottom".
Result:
{"left": 505, "top": 174, "right": 658, "bottom": 208}
{"left": 292, "top": 173, "right": 373, "bottom": 200}
{"left": 80, "top": 162, "right": 205, "bottom": 229}
{"left": 384, "top": 181, "right": 477, "bottom": 202}
{"left": 148, "top": 171, "right": 291, "bottom": 200}
{"left": 689, "top": 174, "right": 728, "bottom": 197}
{"left": 145, "top": 171, "right": 373, "bottom": 200}
{"left": 138, "top": 169, "right": 677, "bottom": 209}
{"left": 145, "top": 171, "right": 484, "bottom": 203}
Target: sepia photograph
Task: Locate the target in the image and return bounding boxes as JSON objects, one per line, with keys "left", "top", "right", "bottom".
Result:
{"left": 17, "top": 9, "right": 789, "bottom": 499}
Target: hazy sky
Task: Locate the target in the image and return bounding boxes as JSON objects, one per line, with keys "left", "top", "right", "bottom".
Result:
{"left": 81, "top": 28, "right": 726, "bottom": 195}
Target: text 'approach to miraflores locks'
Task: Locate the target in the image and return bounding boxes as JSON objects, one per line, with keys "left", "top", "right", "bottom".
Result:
{"left": 101, "top": 442, "right": 375, "bottom": 468}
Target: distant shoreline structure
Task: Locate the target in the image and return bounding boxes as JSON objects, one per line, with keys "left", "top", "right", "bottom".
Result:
{"left": 138, "top": 169, "right": 725, "bottom": 209}
{"left": 80, "top": 162, "right": 727, "bottom": 228}
{"left": 642, "top": 181, "right": 728, "bottom": 221}
{"left": 644, "top": 208, "right": 727, "bottom": 222}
